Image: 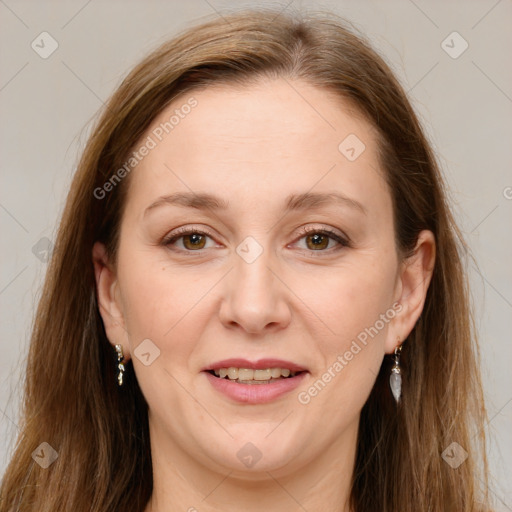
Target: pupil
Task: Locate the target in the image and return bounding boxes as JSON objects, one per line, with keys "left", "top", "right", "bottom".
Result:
{"left": 189, "top": 234, "right": 202, "bottom": 245}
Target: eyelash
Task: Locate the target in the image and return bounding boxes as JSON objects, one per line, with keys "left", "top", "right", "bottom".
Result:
{"left": 161, "top": 225, "right": 350, "bottom": 256}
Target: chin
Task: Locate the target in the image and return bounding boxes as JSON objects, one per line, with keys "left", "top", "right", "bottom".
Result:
{"left": 196, "top": 430, "right": 305, "bottom": 476}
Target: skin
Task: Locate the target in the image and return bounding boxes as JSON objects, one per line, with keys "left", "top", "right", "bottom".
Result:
{"left": 93, "top": 78, "right": 435, "bottom": 512}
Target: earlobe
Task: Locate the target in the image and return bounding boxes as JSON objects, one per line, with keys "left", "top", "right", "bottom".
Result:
{"left": 92, "top": 242, "right": 130, "bottom": 360}
{"left": 385, "top": 230, "right": 436, "bottom": 354}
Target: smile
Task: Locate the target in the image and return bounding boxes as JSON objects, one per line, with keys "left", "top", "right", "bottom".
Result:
{"left": 209, "top": 367, "right": 299, "bottom": 384}
{"left": 203, "top": 359, "right": 308, "bottom": 403}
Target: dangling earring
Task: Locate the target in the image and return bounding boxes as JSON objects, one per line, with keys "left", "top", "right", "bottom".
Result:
{"left": 115, "top": 344, "right": 126, "bottom": 386}
{"left": 389, "top": 339, "right": 403, "bottom": 404}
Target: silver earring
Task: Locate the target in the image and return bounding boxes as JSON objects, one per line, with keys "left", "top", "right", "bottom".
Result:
{"left": 389, "top": 340, "right": 403, "bottom": 403}
{"left": 115, "top": 344, "right": 126, "bottom": 386}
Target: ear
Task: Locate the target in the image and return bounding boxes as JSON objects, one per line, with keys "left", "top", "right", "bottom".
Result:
{"left": 385, "top": 230, "right": 436, "bottom": 354}
{"left": 92, "top": 241, "right": 131, "bottom": 361}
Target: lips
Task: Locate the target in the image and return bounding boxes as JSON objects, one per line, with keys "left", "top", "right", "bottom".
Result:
{"left": 202, "top": 358, "right": 309, "bottom": 404}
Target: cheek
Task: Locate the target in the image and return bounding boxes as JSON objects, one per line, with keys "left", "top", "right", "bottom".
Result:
{"left": 116, "top": 250, "right": 206, "bottom": 359}
{"left": 116, "top": 255, "right": 211, "bottom": 420}
{"left": 294, "top": 255, "right": 397, "bottom": 343}
{"left": 294, "top": 270, "right": 393, "bottom": 415}
{"left": 119, "top": 238, "right": 207, "bottom": 314}
{"left": 292, "top": 255, "right": 397, "bottom": 405}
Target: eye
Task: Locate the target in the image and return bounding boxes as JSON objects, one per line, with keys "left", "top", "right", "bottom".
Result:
{"left": 292, "top": 226, "right": 350, "bottom": 254}
{"left": 162, "top": 227, "right": 217, "bottom": 252}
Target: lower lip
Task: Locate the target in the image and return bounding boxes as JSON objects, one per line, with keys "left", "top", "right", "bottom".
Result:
{"left": 204, "top": 371, "right": 308, "bottom": 404}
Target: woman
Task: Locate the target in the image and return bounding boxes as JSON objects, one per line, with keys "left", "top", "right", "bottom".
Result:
{"left": 0, "top": 8, "right": 491, "bottom": 512}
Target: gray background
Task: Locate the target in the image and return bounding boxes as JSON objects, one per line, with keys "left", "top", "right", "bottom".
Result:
{"left": 1, "top": 0, "right": 511, "bottom": 509}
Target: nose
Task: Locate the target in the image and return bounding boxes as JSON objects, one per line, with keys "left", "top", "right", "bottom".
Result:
{"left": 218, "top": 247, "right": 292, "bottom": 335}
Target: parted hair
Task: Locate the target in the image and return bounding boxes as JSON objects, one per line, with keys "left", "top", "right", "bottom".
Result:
{"left": 0, "top": 8, "right": 490, "bottom": 512}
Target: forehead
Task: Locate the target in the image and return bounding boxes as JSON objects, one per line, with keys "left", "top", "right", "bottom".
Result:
{"left": 122, "top": 78, "right": 390, "bottom": 221}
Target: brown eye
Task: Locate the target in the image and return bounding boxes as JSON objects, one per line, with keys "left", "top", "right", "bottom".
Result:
{"left": 292, "top": 227, "right": 350, "bottom": 255}
{"left": 163, "top": 228, "right": 215, "bottom": 252}
{"left": 305, "top": 233, "right": 330, "bottom": 250}
{"left": 182, "top": 233, "right": 207, "bottom": 250}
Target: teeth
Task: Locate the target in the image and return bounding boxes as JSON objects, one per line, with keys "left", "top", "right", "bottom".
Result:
{"left": 238, "top": 368, "right": 253, "bottom": 380}
{"left": 270, "top": 368, "right": 281, "bottom": 378}
{"left": 254, "top": 369, "right": 272, "bottom": 381}
{"left": 211, "top": 367, "right": 298, "bottom": 381}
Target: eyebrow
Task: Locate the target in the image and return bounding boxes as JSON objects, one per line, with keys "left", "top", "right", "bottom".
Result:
{"left": 143, "top": 191, "right": 367, "bottom": 216}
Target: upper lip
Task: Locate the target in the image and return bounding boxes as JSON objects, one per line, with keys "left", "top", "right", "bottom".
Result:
{"left": 203, "top": 358, "right": 308, "bottom": 372}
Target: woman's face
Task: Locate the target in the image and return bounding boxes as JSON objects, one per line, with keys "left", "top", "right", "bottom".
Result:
{"left": 94, "top": 78, "right": 433, "bottom": 479}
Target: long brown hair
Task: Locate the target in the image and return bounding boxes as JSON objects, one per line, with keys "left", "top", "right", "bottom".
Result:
{"left": 0, "top": 8, "right": 490, "bottom": 511}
